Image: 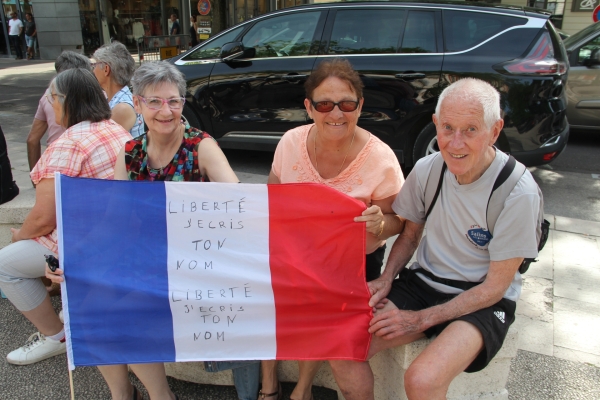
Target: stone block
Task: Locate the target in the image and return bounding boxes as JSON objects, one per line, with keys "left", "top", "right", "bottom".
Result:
{"left": 554, "top": 262, "right": 600, "bottom": 305}
{"left": 553, "top": 230, "right": 600, "bottom": 269}
{"left": 36, "top": 17, "right": 60, "bottom": 33}
{"left": 0, "top": 187, "right": 35, "bottom": 224}
{"left": 32, "top": 3, "right": 58, "bottom": 17}
{"left": 555, "top": 216, "right": 600, "bottom": 237}
{"left": 165, "top": 327, "right": 518, "bottom": 400}
{"left": 56, "top": 17, "right": 82, "bottom": 32}
{"left": 526, "top": 229, "right": 553, "bottom": 280}
{"left": 58, "top": 31, "right": 83, "bottom": 46}
{"left": 553, "top": 346, "right": 600, "bottom": 368}
{"left": 55, "top": 2, "right": 81, "bottom": 17}
{"left": 554, "top": 297, "right": 600, "bottom": 356}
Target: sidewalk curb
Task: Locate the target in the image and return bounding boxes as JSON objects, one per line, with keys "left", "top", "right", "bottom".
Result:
{"left": 545, "top": 214, "right": 600, "bottom": 237}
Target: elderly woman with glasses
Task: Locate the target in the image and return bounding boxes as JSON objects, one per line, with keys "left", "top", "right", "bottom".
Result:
{"left": 47, "top": 61, "right": 260, "bottom": 400}
{"left": 92, "top": 41, "right": 145, "bottom": 137}
{"left": 259, "top": 58, "right": 405, "bottom": 400}
{"left": 0, "top": 68, "right": 131, "bottom": 367}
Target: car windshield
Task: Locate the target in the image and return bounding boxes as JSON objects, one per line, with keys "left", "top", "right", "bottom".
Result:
{"left": 564, "top": 21, "right": 600, "bottom": 47}
{"left": 183, "top": 26, "right": 245, "bottom": 60}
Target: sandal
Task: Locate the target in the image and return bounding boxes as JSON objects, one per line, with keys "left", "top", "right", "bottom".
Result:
{"left": 259, "top": 382, "right": 282, "bottom": 399}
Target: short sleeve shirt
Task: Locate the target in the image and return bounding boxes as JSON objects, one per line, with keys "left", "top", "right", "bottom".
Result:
{"left": 392, "top": 150, "right": 540, "bottom": 301}
{"left": 272, "top": 124, "right": 404, "bottom": 254}
{"left": 108, "top": 86, "right": 145, "bottom": 138}
{"left": 34, "top": 91, "right": 66, "bottom": 145}
{"left": 30, "top": 120, "right": 132, "bottom": 253}
{"left": 8, "top": 19, "right": 22, "bottom": 35}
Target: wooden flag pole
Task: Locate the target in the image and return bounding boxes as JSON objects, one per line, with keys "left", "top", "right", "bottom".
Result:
{"left": 68, "top": 367, "right": 75, "bottom": 400}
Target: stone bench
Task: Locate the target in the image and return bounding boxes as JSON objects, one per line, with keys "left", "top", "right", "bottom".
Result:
{"left": 165, "top": 326, "right": 517, "bottom": 400}
{"left": 0, "top": 186, "right": 518, "bottom": 400}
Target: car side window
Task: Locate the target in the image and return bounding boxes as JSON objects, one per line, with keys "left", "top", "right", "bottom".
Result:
{"left": 184, "top": 26, "right": 245, "bottom": 60}
{"left": 240, "top": 12, "right": 321, "bottom": 58}
{"left": 442, "top": 10, "right": 526, "bottom": 53}
{"left": 577, "top": 35, "right": 600, "bottom": 65}
{"left": 400, "top": 11, "right": 437, "bottom": 54}
{"left": 328, "top": 9, "right": 406, "bottom": 54}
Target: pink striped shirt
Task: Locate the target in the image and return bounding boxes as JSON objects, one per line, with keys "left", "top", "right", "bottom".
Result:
{"left": 30, "top": 119, "right": 131, "bottom": 253}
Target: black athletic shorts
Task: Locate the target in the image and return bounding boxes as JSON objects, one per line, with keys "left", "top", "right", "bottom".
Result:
{"left": 365, "top": 244, "right": 385, "bottom": 282}
{"left": 387, "top": 268, "right": 516, "bottom": 373}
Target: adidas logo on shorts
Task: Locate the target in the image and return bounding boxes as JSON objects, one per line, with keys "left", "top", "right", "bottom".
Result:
{"left": 494, "top": 311, "right": 505, "bottom": 323}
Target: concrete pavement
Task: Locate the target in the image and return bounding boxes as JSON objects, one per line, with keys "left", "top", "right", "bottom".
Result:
{"left": 1, "top": 57, "right": 599, "bottom": 399}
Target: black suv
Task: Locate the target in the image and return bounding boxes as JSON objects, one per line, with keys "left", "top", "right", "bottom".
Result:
{"left": 173, "top": 1, "right": 569, "bottom": 168}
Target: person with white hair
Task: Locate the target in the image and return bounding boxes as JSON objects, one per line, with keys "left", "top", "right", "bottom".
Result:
{"left": 92, "top": 41, "right": 145, "bottom": 137}
{"left": 328, "top": 78, "right": 542, "bottom": 399}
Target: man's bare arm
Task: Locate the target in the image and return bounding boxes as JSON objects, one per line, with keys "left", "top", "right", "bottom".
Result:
{"left": 369, "top": 257, "right": 522, "bottom": 339}
{"left": 368, "top": 220, "right": 424, "bottom": 307}
{"left": 27, "top": 118, "right": 47, "bottom": 171}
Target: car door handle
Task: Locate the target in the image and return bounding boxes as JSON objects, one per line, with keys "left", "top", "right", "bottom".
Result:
{"left": 395, "top": 73, "right": 426, "bottom": 80}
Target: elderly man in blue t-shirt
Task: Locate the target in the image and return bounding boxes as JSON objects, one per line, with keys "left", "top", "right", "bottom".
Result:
{"left": 329, "top": 78, "right": 541, "bottom": 400}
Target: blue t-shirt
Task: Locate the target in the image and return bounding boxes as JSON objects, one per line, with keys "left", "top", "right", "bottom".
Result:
{"left": 108, "top": 86, "right": 144, "bottom": 138}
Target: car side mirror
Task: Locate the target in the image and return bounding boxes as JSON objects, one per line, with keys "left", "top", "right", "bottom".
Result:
{"left": 585, "top": 48, "right": 600, "bottom": 67}
{"left": 219, "top": 42, "right": 255, "bottom": 61}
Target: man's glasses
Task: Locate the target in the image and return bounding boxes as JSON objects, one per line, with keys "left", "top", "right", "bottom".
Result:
{"left": 139, "top": 96, "right": 186, "bottom": 110}
{"left": 45, "top": 92, "right": 64, "bottom": 104}
{"left": 90, "top": 61, "right": 105, "bottom": 69}
{"left": 310, "top": 99, "right": 360, "bottom": 113}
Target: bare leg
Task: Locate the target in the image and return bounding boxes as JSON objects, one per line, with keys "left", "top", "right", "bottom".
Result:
{"left": 98, "top": 365, "right": 137, "bottom": 400}
{"left": 21, "top": 294, "right": 63, "bottom": 336}
{"left": 290, "top": 361, "right": 322, "bottom": 400}
{"left": 329, "top": 300, "right": 424, "bottom": 400}
{"left": 328, "top": 360, "right": 374, "bottom": 400}
{"left": 260, "top": 360, "right": 279, "bottom": 398}
{"left": 130, "top": 363, "right": 175, "bottom": 400}
{"left": 404, "top": 320, "right": 484, "bottom": 400}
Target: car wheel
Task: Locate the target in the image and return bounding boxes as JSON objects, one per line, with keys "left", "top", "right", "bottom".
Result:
{"left": 182, "top": 105, "right": 202, "bottom": 130}
{"left": 413, "top": 122, "right": 439, "bottom": 163}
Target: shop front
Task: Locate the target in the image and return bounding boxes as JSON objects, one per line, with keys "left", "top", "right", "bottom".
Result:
{"left": 187, "top": 0, "right": 307, "bottom": 50}
{"left": 1, "top": 0, "right": 35, "bottom": 58}
{"left": 78, "top": 0, "right": 185, "bottom": 55}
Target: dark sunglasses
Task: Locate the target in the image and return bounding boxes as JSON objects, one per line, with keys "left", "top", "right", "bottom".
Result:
{"left": 310, "top": 99, "right": 360, "bottom": 113}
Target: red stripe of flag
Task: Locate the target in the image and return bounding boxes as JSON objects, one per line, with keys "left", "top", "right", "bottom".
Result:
{"left": 268, "top": 183, "right": 371, "bottom": 361}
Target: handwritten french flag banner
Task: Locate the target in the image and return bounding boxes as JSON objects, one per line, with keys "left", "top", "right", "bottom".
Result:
{"left": 55, "top": 174, "right": 371, "bottom": 370}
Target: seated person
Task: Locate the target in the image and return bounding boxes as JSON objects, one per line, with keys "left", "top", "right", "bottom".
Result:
{"left": 0, "top": 68, "right": 131, "bottom": 366}
{"left": 27, "top": 51, "right": 92, "bottom": 172}
{"left": 329, "top": 78, "right": 541, "bottom": 399}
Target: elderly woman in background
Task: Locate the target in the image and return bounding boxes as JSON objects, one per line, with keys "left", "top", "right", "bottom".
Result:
{"left": 0, "top": 68, "right": 131, "bottom": 366}
{"left": 27, "top": 50, "right": 91, "bottom": 172}
{"left": 260, "top": 58, "right": 405, "bottom": 400}
{"left": 92, "top": 41, "right": 145, "bottom": 137}
{"left": 47, "top": 61, "right": 260, "bottom": 400}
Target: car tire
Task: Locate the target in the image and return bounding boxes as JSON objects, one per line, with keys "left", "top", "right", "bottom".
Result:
{"left": 413, "top": 122, "right": 439, "bottom": 164}
{"left": 182, "top": 105, "right": 202, "bottom": 130}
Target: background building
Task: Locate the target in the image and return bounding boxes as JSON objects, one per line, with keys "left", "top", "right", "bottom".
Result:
{"left": 2, "top": 0, "right": 597, "bottom": 60}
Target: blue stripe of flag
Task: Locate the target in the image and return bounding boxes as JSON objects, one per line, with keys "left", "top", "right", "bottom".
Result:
{"left": 60, "top": 176, "right": 175, "bottom": 366}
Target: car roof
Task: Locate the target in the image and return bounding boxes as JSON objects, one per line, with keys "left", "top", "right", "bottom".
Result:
{"left": 276, "top": 1, "right": 552, "bottom": 18}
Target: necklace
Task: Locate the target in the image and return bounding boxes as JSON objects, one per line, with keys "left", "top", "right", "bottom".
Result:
{"left": 314, "top": 128, "right": 356, "bottom": 177}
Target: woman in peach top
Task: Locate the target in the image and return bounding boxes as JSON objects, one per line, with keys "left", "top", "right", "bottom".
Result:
{"left": 260, "top": 59, "right": 405, "bottom": 400}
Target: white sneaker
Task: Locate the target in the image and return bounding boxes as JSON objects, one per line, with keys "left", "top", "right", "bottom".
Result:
{"left": 58, "top": 310, "right": 64, "bottom": 323}
{"left": 6, "top": 332, "right": 66, "bottom": 365}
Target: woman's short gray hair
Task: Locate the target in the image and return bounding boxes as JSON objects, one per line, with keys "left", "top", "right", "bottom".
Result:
{"left": 92, "top": 41, "right": 136, "bottom": 87}
{"left": 55, "top": 51, "right": 91, "bottom": 73}
{"left": 50, "top": 68, "right": 111, "bottom": 129}
{"left": 131, "top": 61, "right": 186, "bottom": 97}
{"left": 435, "top": 78, "right": 501, "bottom": 130}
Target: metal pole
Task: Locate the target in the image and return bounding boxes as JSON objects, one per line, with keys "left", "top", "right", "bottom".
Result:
{"left": 0, "top": 11, "right": 11, "bottom": 57}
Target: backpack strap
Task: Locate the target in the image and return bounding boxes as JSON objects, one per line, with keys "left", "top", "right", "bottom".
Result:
{"left": 486, "top": 154, "right": 526, "bottom": 234}
{"left": 424, "top": 153, "right": 447, "bottom": 219}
